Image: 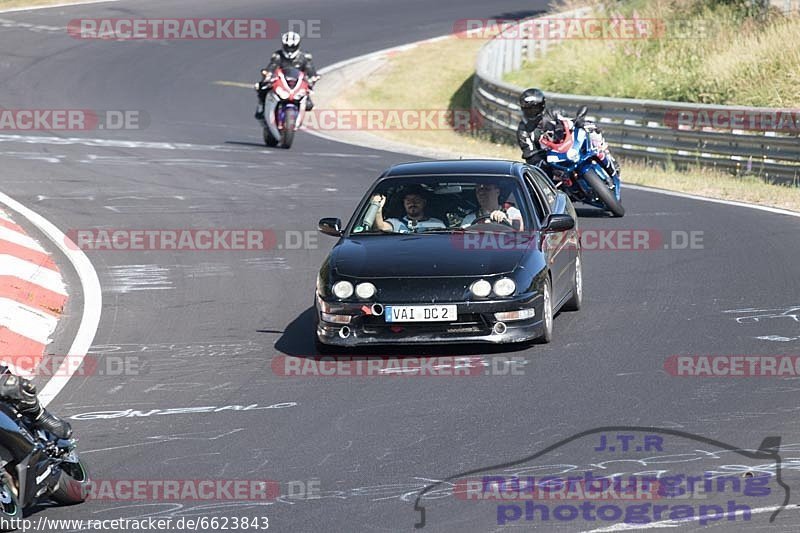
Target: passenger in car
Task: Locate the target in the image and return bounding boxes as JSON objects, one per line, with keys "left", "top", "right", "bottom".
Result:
{"left": 371, "top": 185, "right": 446, "bottom": 233}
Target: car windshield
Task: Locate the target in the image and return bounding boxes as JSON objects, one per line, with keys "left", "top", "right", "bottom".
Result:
{"left": 350, "top": 176, "right": 530, "bottom": 235}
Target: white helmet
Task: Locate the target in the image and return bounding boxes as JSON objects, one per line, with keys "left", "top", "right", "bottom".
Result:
{"left": 281, "top": 31, "right": 301, "bottom": 59}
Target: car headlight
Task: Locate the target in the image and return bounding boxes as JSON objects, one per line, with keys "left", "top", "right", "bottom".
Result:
{"left": 493, "top": 278, "right": 516, "bottom": 297}
{"left": 355, "top": 282, "right": 376, "bottom": 299}
{"left": 470, "top": 279, "right": 492, "bottom": 298}
{"left": 332, "top": 281, "right": 354, "bottom": 299}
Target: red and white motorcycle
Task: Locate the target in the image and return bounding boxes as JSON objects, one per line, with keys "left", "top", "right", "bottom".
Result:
{"left": 258, "top": 67, "right": 310, "bottom": 149}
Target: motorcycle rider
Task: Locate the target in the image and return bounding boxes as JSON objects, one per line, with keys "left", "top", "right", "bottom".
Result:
{"left": 0, "top": 367, "right": 72, "bottom": 439}
{"left": 516, "top": 87, "right": 619, "bottom": 179}
{"left": 516, "top": 88, "right": 548, "bottom": 166}
{"left": 255, "top": 31, "right": 320, "bottom": 119}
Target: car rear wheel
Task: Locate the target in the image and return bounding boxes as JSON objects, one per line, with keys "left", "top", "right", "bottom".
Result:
{"left": 563, "top": 254, "right": 583, "bottom": 311}
{"left": 535, "top": 277, "right": 553, "bottom": 344}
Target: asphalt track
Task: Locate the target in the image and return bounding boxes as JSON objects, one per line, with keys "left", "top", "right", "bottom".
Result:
{"left": 1, "top": 0, "right": 800, "bottom": 531}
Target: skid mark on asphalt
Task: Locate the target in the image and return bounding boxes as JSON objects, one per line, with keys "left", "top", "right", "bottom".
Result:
{"left": 0, "top": 17, "right": 62, "bottom": 33}
{"left": 756, "top": 335, "right": 798, "bottom": 342}
{"left": 105, "top": 264, "right": 172, "bottom": 293}
{"left": 90, "top": 342, "right": 262, "bottom": 358}
{"left": 70, "top": 402, "right": 298, "bottom": 420}
{"left": 241, "top": 257, "right": 291, "bottom": 270}
{"left": 723, "top": 305, "right": 800, "bottom": 342}
{"left": 174, "top": 263, "right": 234, "bottom": 278}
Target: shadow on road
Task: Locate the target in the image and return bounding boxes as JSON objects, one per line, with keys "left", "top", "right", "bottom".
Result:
{"left": 271, "top": 306, "right": 537, "bottom": 357}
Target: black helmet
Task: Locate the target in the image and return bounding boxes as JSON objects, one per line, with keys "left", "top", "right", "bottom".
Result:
{"left": 519, "top": 88, "right": 546, "bottom": 120}
{"left": 281, "top": 31, "right": 301, "bottom": 59}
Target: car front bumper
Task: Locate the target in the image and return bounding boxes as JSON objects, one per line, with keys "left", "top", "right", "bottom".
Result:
{"left": 315, "top": 291, "right": 544, "bottom": 347}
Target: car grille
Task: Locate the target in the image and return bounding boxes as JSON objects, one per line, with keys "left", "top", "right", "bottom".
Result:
{"left": 361, "top": 313, "right": 490, "bottom": 335}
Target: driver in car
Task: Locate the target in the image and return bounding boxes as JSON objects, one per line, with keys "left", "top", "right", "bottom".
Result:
{"left": 460, "top": 182, "right": 512, "bottom": 227}
{"left": 371, "top": 186, "right": 446, "bottom": 233}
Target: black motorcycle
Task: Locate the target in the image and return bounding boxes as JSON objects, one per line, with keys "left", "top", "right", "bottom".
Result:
{"left": 0, "top": 403, "right": 89, "bottom": 531}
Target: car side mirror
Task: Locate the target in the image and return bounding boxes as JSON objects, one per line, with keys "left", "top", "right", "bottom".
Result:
{"left": 543, "top": 214, "right": 575, "bottom": 232}
{"left": 318, "top": 218, "right": 343, "bottom": 237}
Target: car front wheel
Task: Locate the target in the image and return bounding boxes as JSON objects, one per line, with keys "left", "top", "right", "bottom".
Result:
{"left": 563, "top": 254, "right": 583, "bottom": 311}
{"left": 535, "top": 276, "right": 553, "bottom": 344}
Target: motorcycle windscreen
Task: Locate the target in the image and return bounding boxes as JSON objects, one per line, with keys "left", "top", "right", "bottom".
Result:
{"left": 282, "top": 67, "right": 302, "bottom": 88}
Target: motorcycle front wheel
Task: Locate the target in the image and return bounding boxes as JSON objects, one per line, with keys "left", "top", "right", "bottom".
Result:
{"left": 582, "top": 167, "right": 625, "bottom": 217}
{"left": 281, "top": 107, "right": 298, "bottom": 149}
{"left": 50, "top": 458, "right": 90, "bottom": 504}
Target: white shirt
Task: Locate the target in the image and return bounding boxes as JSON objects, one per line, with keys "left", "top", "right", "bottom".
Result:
{"left": 388, "top": 216, "right": 446, "bottom": 233}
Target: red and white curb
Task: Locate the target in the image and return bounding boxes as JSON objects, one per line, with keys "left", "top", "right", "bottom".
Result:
{"left": 0, "top": 209, "right": 67, "bottom": 377}
{"left": 0, "top": 192, "right": 101, "bottom": 407}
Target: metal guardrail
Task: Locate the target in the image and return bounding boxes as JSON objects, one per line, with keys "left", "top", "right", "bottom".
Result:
{"left": 472, "top": 8, "right": 800, "bottom": 184}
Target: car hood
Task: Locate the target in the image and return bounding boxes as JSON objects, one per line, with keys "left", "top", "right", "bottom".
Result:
{"left": 331, "top": 233, "right": 532, "bottom": 278}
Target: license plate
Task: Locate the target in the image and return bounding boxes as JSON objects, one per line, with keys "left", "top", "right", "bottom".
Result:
{"left": 384, "top": 305, "right": 457, "bottom": 323}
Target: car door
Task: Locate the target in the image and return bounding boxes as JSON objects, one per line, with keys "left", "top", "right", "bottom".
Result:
{"left": 523, "top": 169, "right": 574, "bottom": 305}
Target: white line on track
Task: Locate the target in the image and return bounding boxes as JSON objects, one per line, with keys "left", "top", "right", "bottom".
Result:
{"left": 624, "top": 184, "right": 800, "bottom": 219}
{"left": 0, "top": 192, "right": 102, "bottom": 407}
{"left": 0, "top": 133, "right": 272, "bottom": 154}
{"left": 0, "top": 0, "right": 119, "bottom": 15}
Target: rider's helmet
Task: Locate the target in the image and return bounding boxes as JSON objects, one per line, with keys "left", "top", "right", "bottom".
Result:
{"left": 281, "top": 31, "right": 302, "bottom": 60}
{"left": 519, "top": 88, "right": 546, "bottom": 121}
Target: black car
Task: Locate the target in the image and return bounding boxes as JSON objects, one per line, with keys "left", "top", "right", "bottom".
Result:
{"left": 315, "top": 160, "right": 582, "bottom": 349}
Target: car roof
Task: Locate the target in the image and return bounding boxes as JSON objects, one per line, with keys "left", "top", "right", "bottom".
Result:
{"left": 383, "top": 159, "right": 522, "bottom": 178}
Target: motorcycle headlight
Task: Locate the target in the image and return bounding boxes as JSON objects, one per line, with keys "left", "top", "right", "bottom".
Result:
{"left": 493, "top": 278, "right": 516, "bottom": 297}
{"left": 332, "top": 281, "right": 354, "bottom": 299}
{"left": 275, "top": 87, "right": 290, "bottom": 100}
{"left": 470, "top": 279, "right": 492, "bottom": 298}
{"left": 567, "top": 148, "right": 580, "bottom": 162}
{"left": 355, "top": 282, "right": 376, "bottom": 299}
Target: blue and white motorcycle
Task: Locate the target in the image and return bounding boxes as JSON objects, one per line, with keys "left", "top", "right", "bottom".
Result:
{"left": 538, "top": 107, "right": 624, "bottom": 217}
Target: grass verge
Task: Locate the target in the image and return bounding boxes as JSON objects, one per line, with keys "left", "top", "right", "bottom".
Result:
{"left": 505, "top": 0, "right": 800, "bottom": 107}
{"left": 334, "top": 35, "right": 800, "bottom": 212}
{"left": 0, "top": 0, "right": 96, "bottom": 10}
